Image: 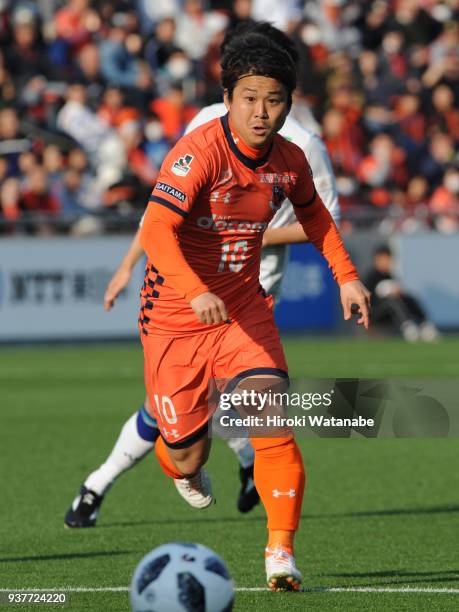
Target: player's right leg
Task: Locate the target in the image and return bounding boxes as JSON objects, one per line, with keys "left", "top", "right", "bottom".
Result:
{"left": 142, "top": 330, "right": 219, "bottom": 509}
{"left": 64, "top": 400, "right": 159, "bottom": 528}
{"left": 154, "top": 431, "right": 214, "bottom": 508}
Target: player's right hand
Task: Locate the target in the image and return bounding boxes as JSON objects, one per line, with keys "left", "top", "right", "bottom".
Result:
{"left": 104, "top": 266, "right": 132, "bottom": 311}
{"left": 190, "top": 292, "right": 229, "bottom": 325}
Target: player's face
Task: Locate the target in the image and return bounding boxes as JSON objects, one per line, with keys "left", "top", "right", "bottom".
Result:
{"left": 224, "top": 75, "right": 289, "bottom": 149}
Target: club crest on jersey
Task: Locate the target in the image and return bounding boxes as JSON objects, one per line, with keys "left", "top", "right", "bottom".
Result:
{"left": 269, "top": 185, "right": 285, "bottom": 211}
{"left": 171, "top": 154, "right": 194, "bottom": 177}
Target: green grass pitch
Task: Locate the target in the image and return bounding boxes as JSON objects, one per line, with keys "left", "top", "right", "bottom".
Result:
{"left": 1, "top": 337, "right": 459, "bottom": 611}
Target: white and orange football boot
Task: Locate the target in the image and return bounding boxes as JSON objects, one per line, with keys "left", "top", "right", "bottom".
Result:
{"left": 174, "top": 467, "right": 214, "bottom": 509}
{"left": 265, "top": 546, "right": 302, "bottom": 591}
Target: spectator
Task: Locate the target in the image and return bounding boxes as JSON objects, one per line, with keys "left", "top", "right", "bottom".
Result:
{"left": 175, "top": 0, "right": 228, "bottom": 61}
{"left": 150, "top": 82, "right": 198, "bottom": 143}
{"left": 98, "top": 16, "right": 151, "bottom": 91}
{"left": 0, "top": 107, "right": 32, "bottom": 178}
{"left": 54, "top": 0, "right": 100, "bottom": 54}
{"left": 74, "top": 42, "right": 104, "bottom": 88}
{"left": 251, "top": 0, "right": 302, "bottom": 33}
{"left": 97, "top": 86, "right": 126, "bottom": 127}
{"left": 357, "top": 133, "right": 408, "bottom": 208}
{"left": 378, "top": 30, "right": 407, "bottom": 81}
{"left": 143, "top": 111, "right": 171, "bottom": 169}
{"left": 429, "top": 167, "right": 459, "bottom": 234}
{"left": 136, "top": 0, "right": 180, "bottom": 35}
{"left": 322, "top": 107, "right": 363, "bottom": 176}
{"left": 365, "top": 245, "right": 440, "bottom": 341}
{"left": 393, "top": 93, "right": 426, "bottom": 150}
{"left": 43, "top": 144, "right": 65, "bottom": 196}
{"left": 115, "top": 108, "right": 158, "bottom": 187}
{"left": 418, "top": 131, "right": 457, "bottom": 186}
{"left": 5, "top": 165, "right": 60, "bottom": 235}
{"left": 228, "top": 0, "right": 253, "bottom": 30}
{"left": 429, "top": 84, "right": 459, "bottom": 142}
{"left": 56, "top": 83, "right": 126, "bottom": 192}
{"left": 361, "top": 0, "right": 390, "bottom": 51}
{"left": 144, "top": 17, "right": 177, "bottom": 71}
{"left": 21, "top": 166, "right": 59, "bottom": 215}
{"left": 4, "top": 4, "right": 55, "bottom": 87}
{"left": 389, "top": 0, "right": 442, "bottom": 48}
{"left": 1, "top": 176, "right": 21, "bottom": 223}
{"left": 394, "top": 175, "right": 430, "bottom": 233}
{"left": 422, "top": 21, "right": 459, "bottom": 89}
{"left": 66, "top": 147, "right": 102, "bottom": 211}
{"left": 55, "top": 167, "right": 84, "bottom": 216}
{"left": 404, "top": 175, "right": 430, "bottom": 214}
{"left": 304, "top": 0, "right": 362, "bottom": 55}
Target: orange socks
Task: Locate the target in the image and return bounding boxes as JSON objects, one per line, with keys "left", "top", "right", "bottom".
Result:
{"left": 251, "top": 437, "right": 305, "bottom": 539}
{"left": 267, "top": 530, "right": 295, "bottom": 555}
{"left": 154, "top": 436, "right": 184, "bottom": 479}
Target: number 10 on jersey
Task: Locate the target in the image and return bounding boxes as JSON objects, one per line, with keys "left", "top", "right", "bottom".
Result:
{"left": 218, "top": 240, "right": 248, "bottom": 272}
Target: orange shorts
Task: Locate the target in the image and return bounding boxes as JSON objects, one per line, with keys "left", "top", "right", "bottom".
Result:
{"left": 141, "top": 295, "right": 288, "bottom": 446}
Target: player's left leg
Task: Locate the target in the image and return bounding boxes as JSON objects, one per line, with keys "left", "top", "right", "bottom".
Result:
{"left": 214, "top": 293, "right": 305, "bottom": 591}
{"left": 251, "top": 433, "right": 305, "bottom": 591}
{"left": 226, "top": 375, "right": 305, "bottom": 591}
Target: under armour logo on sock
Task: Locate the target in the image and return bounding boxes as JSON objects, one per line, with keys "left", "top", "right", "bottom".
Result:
{"left": 272, "top": 488, "right": 296, "bottom": 498}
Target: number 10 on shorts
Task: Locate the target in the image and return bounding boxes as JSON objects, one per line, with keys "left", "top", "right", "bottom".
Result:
{"left": 153, "top": 395, "right": 178, "bottom": 425}
{"left": 152, "top": 395, "right": 180, "bottom": 439}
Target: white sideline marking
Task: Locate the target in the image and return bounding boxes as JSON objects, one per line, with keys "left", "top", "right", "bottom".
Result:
{"left": 1, "top": 586, "right": 458, "bottom": 594}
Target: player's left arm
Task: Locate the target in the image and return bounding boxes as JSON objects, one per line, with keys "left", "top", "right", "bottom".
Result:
{"left": 289, "top": 156, "right": 370, "bottom": 329}
{"left": 263, "top": 134, "right": 340, "bottom": 248}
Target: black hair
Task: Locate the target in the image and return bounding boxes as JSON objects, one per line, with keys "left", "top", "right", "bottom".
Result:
{"left": 374, "top": 245, "right": 392, "bottom": 257}
{"left": 220, "top": 22, "right": 297, "bottom": 108}
{"left": 221, "top": 21, "right": 299, "bottom": 65}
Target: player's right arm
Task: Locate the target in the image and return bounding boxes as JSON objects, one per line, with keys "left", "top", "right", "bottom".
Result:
{"left": 139, "top": 137, "right": 229, "bottom": 325}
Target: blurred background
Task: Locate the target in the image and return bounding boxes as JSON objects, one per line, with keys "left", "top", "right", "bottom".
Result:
{"left": 1, "top": 0, "right": 458, "bottom": 342}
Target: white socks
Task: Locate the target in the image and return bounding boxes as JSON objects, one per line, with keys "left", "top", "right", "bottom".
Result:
{"left": 212, "top": 407, "right": 255, "bottom": 469}
{"left": 84, "top": 412, "right": 155, "bottom": 496}
{"left": 226, "top": 437, "right": 255, "bottom": 469}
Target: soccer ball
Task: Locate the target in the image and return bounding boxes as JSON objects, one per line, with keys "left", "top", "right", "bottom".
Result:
{"left": 129, "top": 542, "right": 235, "bottom": 612}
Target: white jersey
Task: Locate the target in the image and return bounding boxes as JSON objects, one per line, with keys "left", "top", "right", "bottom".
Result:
{"left": 185, "top": 103, "right": 340, "bottom": 299}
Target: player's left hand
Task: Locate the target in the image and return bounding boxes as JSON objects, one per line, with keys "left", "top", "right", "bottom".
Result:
{"left": 340, "top": 280, "right": 371, "bottom": 329}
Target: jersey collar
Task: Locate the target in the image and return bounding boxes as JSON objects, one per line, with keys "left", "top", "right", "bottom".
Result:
{"left": 220, "top": 114, "right": 273, "bottom": 171}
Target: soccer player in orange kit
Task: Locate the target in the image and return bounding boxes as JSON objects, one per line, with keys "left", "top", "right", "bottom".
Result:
{"left": 139, "top": 24, "right": 370, "bottom": 591}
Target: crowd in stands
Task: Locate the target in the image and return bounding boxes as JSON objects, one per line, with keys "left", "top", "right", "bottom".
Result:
{"left": 0, "top": 0, "right": 458, "bottom": 235}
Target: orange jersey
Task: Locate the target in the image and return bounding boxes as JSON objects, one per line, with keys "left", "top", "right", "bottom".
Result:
{"left": 139, "top": 115, "right": 358, "bottom": 334}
